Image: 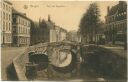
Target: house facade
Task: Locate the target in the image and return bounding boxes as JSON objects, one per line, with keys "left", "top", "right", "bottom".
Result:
{"left": 105, "top": 1, "right": 127, "bottom": 45}
{"left": 12, "top": 9, "right": 31, "bottom": 46}
{"left": 1, "top": 0, "right": 12, "bottom": 46}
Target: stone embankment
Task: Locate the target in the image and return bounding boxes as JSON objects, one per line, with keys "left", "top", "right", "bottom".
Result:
{"left": 13, "top": 48, "right": 29, "bottom": 80}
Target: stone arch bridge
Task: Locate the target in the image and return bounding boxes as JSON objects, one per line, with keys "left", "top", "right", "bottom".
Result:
{"left": 13, "top": 41, "right": 98, "bottom": 80}
{"left": 28, "top": 42, "right": 82, "bottom": 70}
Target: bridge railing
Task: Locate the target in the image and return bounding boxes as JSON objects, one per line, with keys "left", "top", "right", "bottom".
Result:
{"left": 28, "top": 42, "right": 49, "bottom": 54}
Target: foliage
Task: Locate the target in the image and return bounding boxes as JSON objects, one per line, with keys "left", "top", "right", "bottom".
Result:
{"left": 79, "top": 2, "right": 101, "bottom": 42}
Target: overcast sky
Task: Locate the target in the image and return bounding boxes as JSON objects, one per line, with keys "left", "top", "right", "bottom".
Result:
{"left": 11, "top": 1, "right": 118, "bottom": 31}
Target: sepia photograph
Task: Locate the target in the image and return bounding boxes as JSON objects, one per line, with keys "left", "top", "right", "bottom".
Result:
{"left": 0, "top": 0, "right": 127, "bottom": 81}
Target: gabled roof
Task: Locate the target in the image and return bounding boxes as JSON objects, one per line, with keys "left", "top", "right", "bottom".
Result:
{"left": 108, "top": 1, "right": 127, "bottom": 16}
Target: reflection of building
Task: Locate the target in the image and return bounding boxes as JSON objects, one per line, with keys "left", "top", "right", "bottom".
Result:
{"left": 12, "top": 9, "right": 31, "bottom": 46}
{"left": 1, "top": 1, "right": 12, "bottom": 46}
{"left": 105, "top": 1, "right": 127, "bottom": 45}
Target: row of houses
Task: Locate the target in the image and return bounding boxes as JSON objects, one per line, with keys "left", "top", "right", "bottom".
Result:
{"left": 1, "top": 1, "right": 68, "bottom": 47}
{"left": 30, "top": 15, "right": 67, "bottom": 45}
{"left": 50, "top": 25, "right": 67, "bottom": 43}
{"left": 1, "top": 0, "right": 31, "bottom": 47}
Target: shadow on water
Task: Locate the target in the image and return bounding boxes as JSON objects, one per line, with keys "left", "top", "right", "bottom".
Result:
{"left": 5, "top": 46, "right": 127, "bottom": 81}
{"left": 6, "top": 63, "right": 18, "bottom": 81}
{"left": 80, "top": 46, "right": 127, "bottom": 81}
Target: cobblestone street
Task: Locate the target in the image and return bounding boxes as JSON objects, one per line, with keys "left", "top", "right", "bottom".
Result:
{"left": 1, "top": 47, "right": 27, "bottom": 80}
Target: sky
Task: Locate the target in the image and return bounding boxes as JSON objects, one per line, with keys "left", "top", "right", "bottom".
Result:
{"left": 11, "top": 1, "right": 119, "bottom": 31}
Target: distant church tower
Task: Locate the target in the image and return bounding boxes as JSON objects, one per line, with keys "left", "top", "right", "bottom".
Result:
{"left": 48, "top": 14, "right": 51, "bottom": 22}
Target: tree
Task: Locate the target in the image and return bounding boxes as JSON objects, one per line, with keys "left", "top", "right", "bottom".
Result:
{"left": 79, "top": 2, "right": 101, "bottom": 43}
{"left": 39, "top": 19, "right": 47, "bottom": 42}
{"left": 30, "top": 21, "right": 40, "bottom": 45}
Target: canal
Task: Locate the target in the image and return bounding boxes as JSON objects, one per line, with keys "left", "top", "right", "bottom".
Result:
{"left": 6, "top": 45, "right": 127, "bottom": 81}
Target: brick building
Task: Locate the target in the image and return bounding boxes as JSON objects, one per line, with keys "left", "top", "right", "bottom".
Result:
{"left": 105, "top": 1, "right": 127, "bottom": 45}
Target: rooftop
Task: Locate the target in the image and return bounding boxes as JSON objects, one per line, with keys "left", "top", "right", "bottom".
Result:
{"left": 12, "top": 8, "right": 32, "bottom": 21}
{"left": 4, "top": 0, "right": 12, "bottom": 5}
{"left": 107, "top": 1, "right": 127, "bottom": 16}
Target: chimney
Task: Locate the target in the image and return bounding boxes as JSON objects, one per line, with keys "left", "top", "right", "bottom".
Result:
{"left": 23, "top": 13, "right": 26, "bottom": 16}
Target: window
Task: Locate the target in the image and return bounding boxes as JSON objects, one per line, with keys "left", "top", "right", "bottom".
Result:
{"left": 26, "top": 21, "right": 27, "bottom": 26}
{"left": 28, "top": 22, "right": 29, "bottom": 26}
{"left": 18, "top": 26, "right": 19, "bottom": 33}
{"left": 13, "top": 17, "right": 16, "bottom": 24}
{"left": 9, "top": 6, "right": 10, "bottom": 12}
{"left": 3, "top": 3, "right": 5, "bottom": 9}
{"left": 26, "top": 29, "right": 28, "bottom": 34}
{"left": 23, "top": 20, "right": 24, "bottom": 25}
{"left": 24, "top": 28, "right": 26, "bottom": 34}
{"left": 8, "top": 35, "right": 10, "bottom": 42}
{"left": 6, "top": 5, "right": 7, "bottom": 11}
{"left": 13, "top": 26, "right": 16, "bottom": 33}
{"left": 9, "top": 23, "right": 10, "bottom": 31}
{"left": 3, "top": 21, "right": 5, "bottom": 30}
{"left": 21, "top": 27, "right": 22, "bottom": 33}
{"left": 8, "top": 6, "right": 9, "bottom": 12}
{"left": 9, "top": 14, "right": 10, "bottom": 21}
{"left": 19, "top": 26, "right": 21, "bottom": 33}
{"left": 28, "top": 29, "right": 30, "bottom": 34}
{"left": 116, "top": 24, "right": 119, "bottom": 31}
{"left": 5, "top": 22, "right": 6, "bottom": 30}
{"left": 20, "top": 19, "right": 22, "bottom": 24}
{"left": 21, "top": 27, "right": 23, "bottom": 33}
{"left": 6, "top": 13, "right": 8, "bottom": 20}
{"left": 21, "top": 19, "right": 22, "bottom": 24}
{"left": 6, "top": 22, "right": 8, "bottom": 30}
{"left": 20, "top": 26, "right": 21, "bottom": 33}
{"left": 0, "top": 11, "right": 3, "bottom": 19}
{"left": 26, "top": 29, "right": 27, "bottom": 34}
{"left": 28, "top": 22, "right": 30, "bottom": 27}
{"left": 19, "top": 18, "right": 20, "bottom": 24}
{"left": 3, "top": 12, "right": 5, "bottom": 19}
